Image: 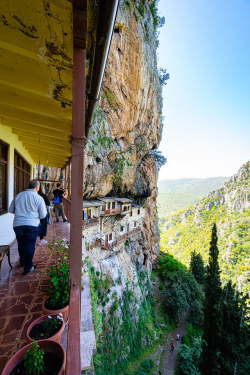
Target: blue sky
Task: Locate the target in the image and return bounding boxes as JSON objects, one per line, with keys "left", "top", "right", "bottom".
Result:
{"left": 157, "top": 0, "right": 250, "bottom": 180}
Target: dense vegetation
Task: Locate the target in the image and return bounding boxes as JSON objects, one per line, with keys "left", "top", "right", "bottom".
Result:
{"left": 163, "top": 225, "right": 250, "bottom": 375}
{"left": 88, "top": 266, "right": 164, "bottom": 375}
{"left": 159, "top": 162, "right": 250, "bottom": 294}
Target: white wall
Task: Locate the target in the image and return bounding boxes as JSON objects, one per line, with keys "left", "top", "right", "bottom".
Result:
{"left": 0, "top": 124, "right": 36, "bottom": 245}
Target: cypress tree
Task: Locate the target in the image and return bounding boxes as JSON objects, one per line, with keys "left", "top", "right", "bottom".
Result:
{"left": 201, "top": 223, "right": 222, "bottom": 375}
{"left": 189, "top": 250, "right": 206, "bottom": 285}
{"left": 220, "top": 282, "right": 249, "bottom": 375}
{"left": 220, "top": 281, "right": 241, "bottom": 374}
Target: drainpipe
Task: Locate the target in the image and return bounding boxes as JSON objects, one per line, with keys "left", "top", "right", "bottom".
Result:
{"left": 85, "top": 0, "right": 120, "bottom": 135}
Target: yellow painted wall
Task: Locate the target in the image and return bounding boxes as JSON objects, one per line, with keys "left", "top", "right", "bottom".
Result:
{"left": 0, "top": 123, "right": 36, "bottom": 245}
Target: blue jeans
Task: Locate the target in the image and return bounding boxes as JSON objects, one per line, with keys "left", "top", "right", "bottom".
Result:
{"left": 14, "top": 225, "right": 40, "bottom": 273}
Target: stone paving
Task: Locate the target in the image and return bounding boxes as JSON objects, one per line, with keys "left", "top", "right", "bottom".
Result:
{"left": 0, "top": 220, "right": 70, "bottom": 373}
{"left": 0, "top": 218, "right": 96, "bottom": 373}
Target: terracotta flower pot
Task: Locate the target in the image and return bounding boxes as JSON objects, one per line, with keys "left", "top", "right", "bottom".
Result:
{"left": 42, "top": 297, "right": 69, "bottom": 322}
{"left": 26, "top": 314, "right": 65, "bottom": 344}
{"left": 2, "top": 339, "right": 66, "bottom": 375}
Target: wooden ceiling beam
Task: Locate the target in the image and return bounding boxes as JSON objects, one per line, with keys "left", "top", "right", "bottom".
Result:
{"left": 23, "top": 143, "right": 71, "bottom": 157}
{"left": 18, "top": 135, "right": 71, "bottom": 150}
{"left": 4, "top": 119, "right": 70, "bottom": 140}
{"left": 0, "top": 83, "right": 72, "bottom": 120}
{"left": 0, "top": 103, "right": 71, "bottom": 133}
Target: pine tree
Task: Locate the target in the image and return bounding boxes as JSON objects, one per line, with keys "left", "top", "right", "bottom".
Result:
{"left": 189, "top": 251, "right": 206, "bottom": 285}
{"left": 201, "top": 223, "right": 222, "bottom": 375}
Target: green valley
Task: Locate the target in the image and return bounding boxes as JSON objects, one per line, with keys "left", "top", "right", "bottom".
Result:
{"left": 157, "top": 177, "right": 229, "bottom": 218}
{"left": 159, "top": 162, "right": 250, "bottom": 294}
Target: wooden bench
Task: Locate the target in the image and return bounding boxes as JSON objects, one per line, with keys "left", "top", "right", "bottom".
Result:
{"left": 0, "top": 245, "right": 13, "bottom": 279}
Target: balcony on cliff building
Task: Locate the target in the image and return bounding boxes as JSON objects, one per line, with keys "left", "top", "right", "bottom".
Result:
{"left": 0, "top": 0, "right": 120, "bottom": 373}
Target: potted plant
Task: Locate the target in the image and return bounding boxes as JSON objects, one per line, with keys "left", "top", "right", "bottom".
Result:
{"left": 2, "top": 340, "right": 66, "bottom": 375}
{"left": 26, "top": 314, "right": 65, "bottom": 343}
{"left": 42, "top": 239, "right": 70, "bottom": 322}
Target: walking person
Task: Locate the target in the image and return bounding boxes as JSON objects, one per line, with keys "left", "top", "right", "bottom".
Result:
{"left": 177, "top": 333, "right": 180, "bottom": 342}
{"left": 53, "top": 183, "right": 67, "bottom": 223}
{"left": 171, "top": 341, "right": 174, "bottom": 351}
{"left": 9, "top": 179, "right": 47, "bottom": 275}
{"left": 38, "top": 185, "right": 50, "bottom": 245}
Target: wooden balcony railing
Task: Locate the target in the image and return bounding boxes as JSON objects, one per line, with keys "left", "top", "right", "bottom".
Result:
{"left": 100, "top": 207, "right": 122, "bottom": 216}
{"left": 86, "top": 227, "right": 141, "bottom": 251}
{"left": 63, "top": 197, "right": 71, "bottom": 223}
{"left": 83, "top": 217, "right": 98, "bottom": 226}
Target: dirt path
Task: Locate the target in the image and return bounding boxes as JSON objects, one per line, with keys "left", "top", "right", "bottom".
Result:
{"left": 151, "top": 278, "right": 188, "bottom": 375}
{"left": 160, "top": 312, "right": 188, "bottom": 375}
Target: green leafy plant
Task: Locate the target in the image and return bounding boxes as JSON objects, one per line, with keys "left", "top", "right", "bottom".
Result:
{"left": 86, "top": 262, "right": 103, "bottom": 343}
{"left": 113, "top": 154, "right": 133, "bottom": 186}
{"left": 93, "top": 280, "right": 162, "bottom": 375}
{"left": 48, "top": 239, "right": 70, "bottom": 308}
{"left": 39, "top": 314, "right": 63, "bottom": 338}
{"left": 136, "top": 3, "right": 145, "bottom": 17}
{"left": 102, "top": 91, "right": 118, "bottom": 110}
{"left": 157, "top": 253, "right": 186, "bottom": 277}
{"left": 125, "top": 0, "right": 131, "bottom": 9}
{"left": 178, "top": 336, "right": 203, "bottom": 375}
{"left": 135, "top": 359, "right": 154, "bottom": 375}
{"left": 24, "top": 341, "right": 44, "bottom": 375}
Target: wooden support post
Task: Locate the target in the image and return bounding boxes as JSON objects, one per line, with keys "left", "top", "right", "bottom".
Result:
{"left": 67, "top": 2, "right": 87, "bottom": 374}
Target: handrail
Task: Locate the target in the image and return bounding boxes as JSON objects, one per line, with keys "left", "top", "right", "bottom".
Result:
{"left": 63, "top": 197, "right": 71, "bottom": 223}
{"left": 67, "top": 282, "right": 81, "bottom": 374}
{"left": 86, "top": 227, "right": 141, "bottom": 251}
{"left": 83, "top": 217, "right": 98, "bottom": 226}
{"left": 100, "top": 208, "right": 122, "bottom": 216}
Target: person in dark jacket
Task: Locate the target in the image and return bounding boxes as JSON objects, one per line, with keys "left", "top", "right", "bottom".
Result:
{"left": 38, "top": 185, "right": 50, "bottom": 245}
{"left": 53, "top": 183, "right": 67, "bottom": 223}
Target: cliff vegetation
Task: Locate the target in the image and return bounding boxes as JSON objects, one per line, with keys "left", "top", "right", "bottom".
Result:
{"left": 160, "top": 161, "right": 250, "bottom": 294}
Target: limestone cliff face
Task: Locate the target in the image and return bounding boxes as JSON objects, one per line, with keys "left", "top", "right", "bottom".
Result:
{"left": 40, "top": 1, "right": 162, "bottom": 298}
{"left": 84, "top": 0, "right": 162, "bottom": 271}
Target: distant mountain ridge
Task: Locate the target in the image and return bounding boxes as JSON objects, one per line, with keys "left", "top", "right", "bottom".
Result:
{"left": 160, "top": 161, "right": 250, "bottom": 293}
{"left": 157, "top": 176, "right": 229, "bottom": 216}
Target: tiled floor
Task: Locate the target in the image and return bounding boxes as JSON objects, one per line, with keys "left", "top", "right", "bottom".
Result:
{"left": 0, "top": 220, "right": 70, "bottom": 373}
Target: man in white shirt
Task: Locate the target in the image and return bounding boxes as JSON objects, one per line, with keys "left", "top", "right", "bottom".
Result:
{"left": 9, "top": 179, "right": 47, "bottom": 275}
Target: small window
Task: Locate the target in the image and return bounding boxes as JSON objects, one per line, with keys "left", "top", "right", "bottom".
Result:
{"left": 120, "top": 225, "right": 124, "bottom": 232}
{"left": 0, "top": 140, "right": 8, "bottom": 214}
{"left": 134, "top": 222, "right": 137, "bottom": 228}
{"left": 109, "top": 233, "right": 113, "bottom": 241}
{"left": 112, "top": 202, "right": 115, "bottom": 209}
{"left": 130, "top": 211, "right": 132, "bottom": 217}
{"left": 124, "top": 206, "right": 127, "bottom": 211}
{"left": 138, "top": 209, "right": 140, "bottom": 215}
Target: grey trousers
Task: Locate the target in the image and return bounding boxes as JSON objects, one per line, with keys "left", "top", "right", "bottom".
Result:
{"left": 54, "top": 203, "right": 67, "bottom": 220}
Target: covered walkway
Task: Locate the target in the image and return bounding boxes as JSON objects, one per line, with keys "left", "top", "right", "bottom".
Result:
{"left": 0, "top": 220, "right": 69, "bottom": 373}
